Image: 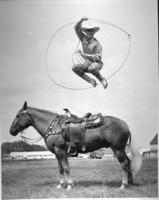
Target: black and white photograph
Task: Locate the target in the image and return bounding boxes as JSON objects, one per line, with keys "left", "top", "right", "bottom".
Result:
{"left": 0, "top": 0, "right": 158, "bottom": 198}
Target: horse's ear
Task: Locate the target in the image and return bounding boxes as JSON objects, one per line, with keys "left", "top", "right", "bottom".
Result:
{"left": 23, "top": 101, "right": 27, "bottom": 110}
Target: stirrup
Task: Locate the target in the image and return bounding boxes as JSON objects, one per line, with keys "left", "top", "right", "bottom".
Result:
{"left": 82, "top": 145, "right": 86, "bottom": 152}
{"left": 67, "top": 146, "right": 78, "bottom": 157}
{"left": 69, "top": 151, "right": 78, "bottom": 157}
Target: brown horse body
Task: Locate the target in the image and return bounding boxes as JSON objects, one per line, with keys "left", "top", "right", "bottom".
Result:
{"left": 10, "top": 102, "right": 142, "bottom": 191}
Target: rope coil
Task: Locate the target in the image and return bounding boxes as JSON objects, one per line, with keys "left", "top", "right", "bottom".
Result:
{"left": 45, "top": 18, "right": 131, "bottom": 90}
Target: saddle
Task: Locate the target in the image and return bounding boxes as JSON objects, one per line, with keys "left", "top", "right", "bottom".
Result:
{"left": 63, "top": 113, "right": 104, "bottom": 156}
{"left": 65, "top": 112, "right": 92, "bottom": 123}
{"left": 45, "top": 112, "right": 104, "bottom": 157}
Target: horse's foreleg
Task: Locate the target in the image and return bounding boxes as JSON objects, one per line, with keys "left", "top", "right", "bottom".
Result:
{"left": 112, "top": 148, "right": 131, "bottom": 189}
{"left": 56, "top": 159, "right": 65, "bottom": 189}
{"left": 61, "top": 156, "right": 74, "bottom": 191}
{"left": 55, "top": 148, "right": 74, "bottom": 190}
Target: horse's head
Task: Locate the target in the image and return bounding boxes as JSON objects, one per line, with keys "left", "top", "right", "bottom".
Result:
{"left": 10, "top": 101, "right": 33, "bottom": 136}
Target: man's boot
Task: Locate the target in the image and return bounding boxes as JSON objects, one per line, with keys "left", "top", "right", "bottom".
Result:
{"left": 81, "top": 74, "right": 97, "bottom": 87}
{"left": 72, "top": 67, "right": 97, "bottom": 87}
{"left": 89, "top": 69, "right": 108, "bottom": 89}
{"left": 100, "top": 77, "right": 108, "bottom": 89}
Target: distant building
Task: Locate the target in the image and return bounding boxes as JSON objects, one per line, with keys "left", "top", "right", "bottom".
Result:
{"left": 90, "top": 148, "right": 115, "bottom": 160}
{"left": 150, "top": 134, "right": 158, "bottom": 151}
{"left": 143, "top": 134, "right": 158, "bottom": 158}
{"left": 10, "top": 151, "right": 55, "bottom": 160}
{"left": 8, "top": 134, "right": 158, "bottom": 160}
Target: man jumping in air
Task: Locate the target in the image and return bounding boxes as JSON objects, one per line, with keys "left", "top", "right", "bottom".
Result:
{"left": 72, "top": 17, "right": 108, "bottom": 89}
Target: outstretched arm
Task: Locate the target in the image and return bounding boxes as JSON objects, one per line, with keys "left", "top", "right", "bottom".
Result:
{"left": 74, "top": 17, "right": 88, "bottom": 41}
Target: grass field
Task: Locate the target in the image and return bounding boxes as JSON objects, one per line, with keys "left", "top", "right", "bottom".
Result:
{"left": 2, "top": 157, "right": 158, "bottom": 199}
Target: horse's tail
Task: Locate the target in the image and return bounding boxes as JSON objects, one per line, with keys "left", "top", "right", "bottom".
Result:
{"left": 128, "top": 132, "right": 143, "bottom": 177}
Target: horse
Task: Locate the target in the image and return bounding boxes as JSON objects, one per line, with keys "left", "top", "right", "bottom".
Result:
{"left": 9, "top": 101, "right": 142, "bottom": 191}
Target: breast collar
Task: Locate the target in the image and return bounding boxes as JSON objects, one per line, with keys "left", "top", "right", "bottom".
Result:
{"left": 44, "top": 115, "right": 65, "bottom": 140}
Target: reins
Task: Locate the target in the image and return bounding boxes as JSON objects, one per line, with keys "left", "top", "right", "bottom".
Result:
{"left": 20, "top": 131, "right": 43, "bottom": 144}
{"left": 20, "top": 114, "right": 62, "bottom": 144}
{"left": 19, "top": 111, "right": 43, "bottom": 144}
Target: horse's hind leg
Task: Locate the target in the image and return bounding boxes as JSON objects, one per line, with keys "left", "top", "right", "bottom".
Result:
{"left": 112, "top": 148, "right": 132, "bottom": 189}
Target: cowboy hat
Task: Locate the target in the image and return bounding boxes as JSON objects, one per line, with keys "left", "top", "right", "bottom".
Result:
{"left": 81, "top": 26, "right": 100, "bottom": 33}
{"left": 81, "top": 20, "right": 100, "bottom": 33}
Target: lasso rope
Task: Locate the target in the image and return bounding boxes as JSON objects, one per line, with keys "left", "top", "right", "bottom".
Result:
{"left": 45, "top": 18, "right": 131, "bottom": 90}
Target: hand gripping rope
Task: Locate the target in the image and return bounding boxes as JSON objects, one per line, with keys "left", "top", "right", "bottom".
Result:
{"left": 45, "top": 18, "right": 131, "bottom": 91}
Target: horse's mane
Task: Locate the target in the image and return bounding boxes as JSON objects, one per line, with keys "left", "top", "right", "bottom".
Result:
{"left": 28, "top": 106, "right": 58, "bottom": 116}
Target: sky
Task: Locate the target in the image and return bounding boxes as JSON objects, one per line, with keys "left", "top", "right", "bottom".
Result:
{"left": 0, "top": 0, "right": 158, "bottom": 148}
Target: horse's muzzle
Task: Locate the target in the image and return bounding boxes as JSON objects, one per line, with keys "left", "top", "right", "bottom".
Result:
{"left": 9, "top": 127, "right": 19, "bottom": 136}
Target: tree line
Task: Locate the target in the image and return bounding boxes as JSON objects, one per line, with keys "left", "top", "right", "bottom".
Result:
{"left": 1, "top": 140, "right": 47, "bottom": 155}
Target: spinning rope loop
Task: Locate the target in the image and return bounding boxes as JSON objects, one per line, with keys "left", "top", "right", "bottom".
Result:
{"left": 45, "top": 18, "right": 131, "bottom": 90}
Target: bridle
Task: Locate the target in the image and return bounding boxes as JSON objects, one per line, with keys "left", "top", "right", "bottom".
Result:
{"left": 20, "top": 113, "right": 65, "bottom": 144}
{"left": 17, "top": 111, "right": 43, "bottom": 144}
{"left": 15, "top": 111, "right": 30, "bottom": 133}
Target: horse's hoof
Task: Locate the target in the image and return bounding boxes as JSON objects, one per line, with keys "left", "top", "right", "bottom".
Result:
{"left": 56, "top": 184, "right": 62, "bottom": 189}
{"left": 66, "top": 184, "right": 73, "bottom": 191}
{"left": 119, "top": 184, "right": 126, "bottom": 190}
